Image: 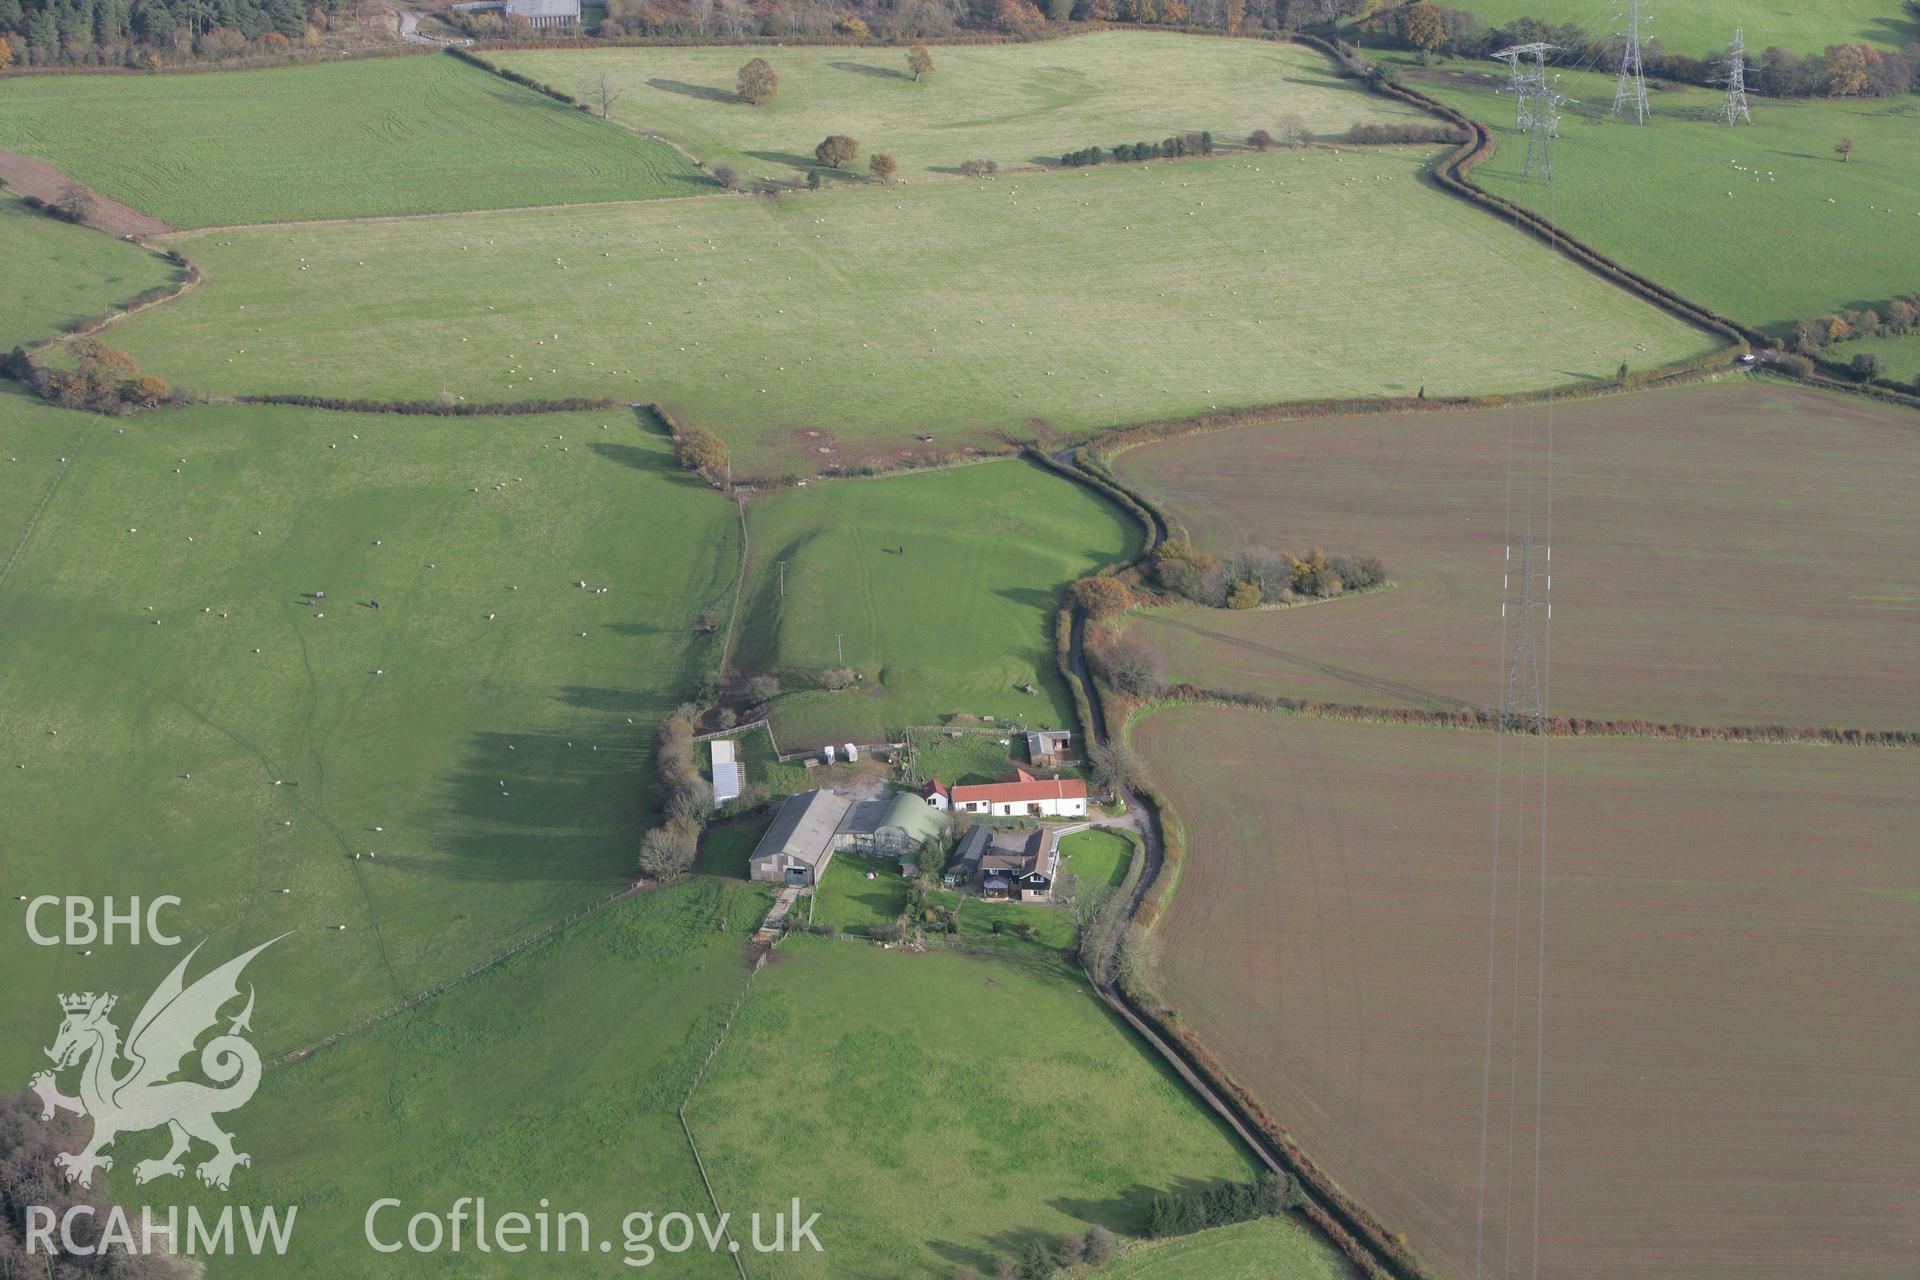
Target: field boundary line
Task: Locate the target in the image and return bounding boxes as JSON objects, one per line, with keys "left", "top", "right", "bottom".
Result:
{"left": 263, "top": 881, "right": 645, "bottom": 1070}
{"left": 713, "top": 491, "right": 751, "bottom": 694}
{"left": 677, "top": 949, "right": 768, "bottom": 1280}
{"left": 1144, "top": 684, "right": 1919, "bottom": 749}
{"left": 163, "top": 188, "right": 738, "bottom": 240}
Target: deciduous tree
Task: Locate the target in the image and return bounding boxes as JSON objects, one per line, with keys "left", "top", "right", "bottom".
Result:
{"left": 1070, "top": 575, "right": 1133, "bottom": 619}
{"left": 906, "top": 43, "right": 934, "bottom": 79}
{"left": 1398, "top": 1, "right": 1444, "bottom": 53}
{"left": 994, "top": 0, "right": 1043, "bottom": 33}
{"left": 1089, "top": 738, "right": 1142, "bottom": 795}
{"left": 593, "top": 70, "right": 624, "bottom": 119}
{"left": 1824, "top": 43, "right": 1869, "bottom": 96}
{"left": 55, "top": 180, "right": 95, "bottom": 225}
{"left": 868, "top": 150, "right": 898, "bottom": 182}
{"left": 737, "top": 56, "right": 778, "bottom": 105}
{"left": 673, "top": 425, "right": 729, "bottom": 481}
{"left": 1834, "top": 135, "right": 1855, "bottom": 162}
{"left": 639, "top": 823, "right": 698, "bottom": 879}
{"left": 815, "top": 134, "right": 859, "bottom": 168}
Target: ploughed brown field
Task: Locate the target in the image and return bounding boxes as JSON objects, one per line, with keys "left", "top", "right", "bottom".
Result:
{"left": 1113, "top": 382, "right": 1920, "bottom": 730}
{"left": 1132, "top": 704, "right": 1920, "bottom": 1280}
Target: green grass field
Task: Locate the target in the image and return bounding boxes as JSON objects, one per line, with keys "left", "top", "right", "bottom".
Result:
{"left": 685, "top": 936, "right": 1265, "bottom": 1277}
{"left": 0, "top": 399, "right": 738, "bottom": 1057}
{"left": 1439, "top": 0, "right": 1917, "bottom": 55}
{"left": 97, "top": 878, "right": 769, "bottom": 1278}
{"left": 737, "top": 459, "right": 1137, "bottom": 746}
{"left": 1403, "top": 59, "right": 1920, "bottom": 336}
{"left": 1843, "top": 330, "right": 1920, "bottom": 383}
{"left": 931, "top": 889, "right": 1079, "bottom": 951}
{"left": 1103, "top": 1213, "right": 1351, "bottom": 1279}
{"left": 1061, "top": 827, "right": 1136, "bottom": 890}
{"left": 697, "top": 814, "right": 771, "bottom": 877}
{"left": 0, "top": 53, "right": 707, "bottom": 228}
{"left": 813, "top": 852, "right": 911, "bottom": 929}
{"left": 107, "top": 149, "right": 1720, "bottom": 471}
{"left": 908, "top": 729, "right": 1041, "bottom": 787}
{"left": 0, "top": 194, "right": 183, "bottom": 350}
{"left": 496, "top": 31, "right": 1430, "bottom": 180}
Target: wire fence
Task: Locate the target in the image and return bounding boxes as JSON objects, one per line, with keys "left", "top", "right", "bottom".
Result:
{"left": 677, "top": 949, "right": 768, "bottom": 1280}
{"left": 263, "top": 884, "right": 638, "bottom": 1070}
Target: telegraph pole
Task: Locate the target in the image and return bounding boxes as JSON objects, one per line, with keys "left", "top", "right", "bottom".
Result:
{"left": 1612, "top": 0, "right": 1651, "bottom": 124}
{"left": 1719, "top": 28, "right": 1753, "bottom": 125}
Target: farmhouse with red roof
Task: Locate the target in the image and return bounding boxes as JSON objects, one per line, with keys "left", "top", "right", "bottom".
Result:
{"left": 948, "top": 768, "right": 1087, "bottom": 818}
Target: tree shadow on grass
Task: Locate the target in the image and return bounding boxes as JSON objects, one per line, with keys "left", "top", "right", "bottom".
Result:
{"left": 647, "top": 77, "right": 739, "bottom": 105}
{"left": 744, "top": 150, "right": 868, "bottom": 181}
{"left": 428, "top": 727, "right": 649, "bottom": 883}
{"left": 994, "top": 584, "right": 1061, "bottom": 611}
{"left": 828, "top": 60, "right": 910, "bottom": 81}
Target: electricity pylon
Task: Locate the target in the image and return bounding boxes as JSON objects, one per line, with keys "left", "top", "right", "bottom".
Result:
{"left": 1612, "top": 1, "right": 1651, "bottom": 123}
{"left": 1501, "top": 534, "right": 1551, "bottom": 733}
{"left": 1719, "top": 28, "right": 1753, "bottom": 125}
{"left": 1494, "top": 42, "right": 1551, "bottom": 132}
{"left": 1494, "top": 44, "right": 1570, "bottom": 179}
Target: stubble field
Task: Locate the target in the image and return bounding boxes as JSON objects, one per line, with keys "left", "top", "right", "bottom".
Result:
{"left": 1132, "top": 703, "right": 1920, "bottom": 1280}
{"left": 1115, "top": 380, "right": 1920, "bottom": 729}
{"left": 101, "top": 150, "right": 1719, "bottom": 473}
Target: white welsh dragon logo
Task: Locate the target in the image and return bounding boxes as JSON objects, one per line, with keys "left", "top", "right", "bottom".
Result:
{"left": 28, "top": 936, "right": 283, "bottom": 1192}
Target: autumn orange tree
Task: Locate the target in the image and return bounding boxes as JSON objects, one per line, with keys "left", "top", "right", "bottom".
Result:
{"left": 906, "top": 45, "right": 934, "bottom": 81}
{"left": 1071, "top": 576, "right": 1134, "bottom": 620}
{"left": 1823, "top": 43, "right": 1869, "bottom": 96}
{"left": 673, "top": 425, "right": 730, "bottom": 482}
{"left": 1398, "top": 2, "right": 1445, "bottom": 55}
{"left": 868, "top": 151, "right": 898, "bottom": 183}
{"left": 994, "top": 0, "right": 1044, "bottom": 34}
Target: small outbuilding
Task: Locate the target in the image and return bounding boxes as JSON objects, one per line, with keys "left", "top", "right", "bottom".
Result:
{"left": 709, "top": 738, "right": 742, "bottom": 809}
{"left": 1027, "top": 729, "right": 1072, "bottom": 765}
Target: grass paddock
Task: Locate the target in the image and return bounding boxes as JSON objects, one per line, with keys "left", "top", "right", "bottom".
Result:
{"left": 109, "top": 149, "right": 1720, "bottom": 471}
{"left": 0, "top": 53, "right": 706, "bottom": 228}
{"left": 497, "top": 32, "right": 1431, "bottom": 180}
